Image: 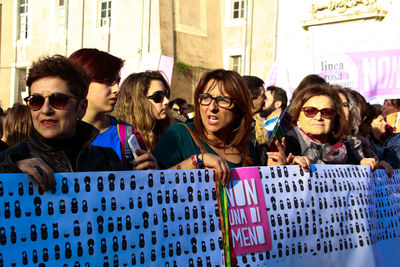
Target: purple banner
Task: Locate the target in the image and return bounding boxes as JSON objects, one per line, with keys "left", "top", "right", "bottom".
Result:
{"left": 315, "top": 50, "right": 400, "bottom": 101}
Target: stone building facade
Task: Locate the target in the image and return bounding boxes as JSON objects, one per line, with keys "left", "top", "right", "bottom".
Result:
{"left": 0, "top": 0, "right": 397, "bottom": 108}
{"left": 0, "top": 0, "right": 276, "bottom": 108}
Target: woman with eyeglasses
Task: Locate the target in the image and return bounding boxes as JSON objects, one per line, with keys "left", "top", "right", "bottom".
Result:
{"left": 0, "top": 55, "right": 124, "bottom": 190}
{"left": 285, "top": 84, "right": 350, "bottom": 169}
{"left": 113, "top": 71, "right": 172, "bottom": 153}
{"left": 69, "top": 49, "right": 158, "bottom": 170}
{"left": 153, "top": 69, "right": 288, "bottom": 186}
{"left": 334, "top": 86, "right": 393, "bottom": 176}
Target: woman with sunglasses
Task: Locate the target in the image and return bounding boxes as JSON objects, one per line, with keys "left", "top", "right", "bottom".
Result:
{"left": 69, "top": 49, "right": 158, "bottom": 170}
{"left": 153, "top": 69, "right": 288, "bottom": 186}
{"left": 0, "top": 55, "right": 124, "bottom": 190}
{"left": 113, "top": 71, "right": 172, "bottom": 152}
{"left": 286, "top": 84, "right": 349, "bottom": 169}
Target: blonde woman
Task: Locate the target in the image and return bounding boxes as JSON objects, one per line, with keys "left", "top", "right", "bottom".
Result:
{"left": 113, "top": 71, "right": 172, "bottom": 152}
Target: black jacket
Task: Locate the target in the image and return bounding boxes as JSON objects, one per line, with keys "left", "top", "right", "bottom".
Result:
{"left": 0, "top": 140, "right": 7, "bottom": 152}
{"left": 0, "top": 121, "right": 124, "bottom": 173}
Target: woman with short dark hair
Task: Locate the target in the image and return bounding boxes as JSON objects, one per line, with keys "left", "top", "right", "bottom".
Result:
{"left": 0, "top": 55, "right": 124, "bottom": 190}
{"left": 286, "top": 83, "right": 349, "bottom": 168}
{"left": 69, "top": 49, "right": 158, "bottom": 170}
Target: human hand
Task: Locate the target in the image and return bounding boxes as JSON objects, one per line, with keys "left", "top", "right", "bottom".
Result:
{"left": 267, "top": 137, "right": 289, "bottom": 165}
{"left": 133, "top": 149, "right": 159, "bottom": 170}
{"left": 291, "top": 155, "right": 311, "bottom": 172}
{"left": 202, "top": 153, "right": 230, "bottom": 186}
{"left": 377, "top": 160, "right": 394, "bottom": 177}
{"left": 16, "top": 158, "right": 55, "bottom": 191}
{"left": 360, "top": 158, "right": 378, "bottom": 171}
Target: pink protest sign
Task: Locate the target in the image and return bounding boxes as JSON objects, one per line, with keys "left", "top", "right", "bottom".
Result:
{"left": 346, "top": 49, "right": 400, "bottom": 100}
{"left": 315, "top": 49, "right": 400, "bottom": 101}
{"left": 226, "top": 167, "right": 272, "bottom": 255}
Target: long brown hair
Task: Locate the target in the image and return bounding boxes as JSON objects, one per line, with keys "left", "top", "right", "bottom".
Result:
{"left": 3, "top": 104, "right": 32, "bottom": 147}
{"left": 113, "top": 71, "right": 172, "bottom": 152}
{"left": 193, "top": 69, "right": 253, "bottom": 161}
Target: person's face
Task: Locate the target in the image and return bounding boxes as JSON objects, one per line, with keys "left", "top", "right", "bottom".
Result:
{"left": 147, "top": 80, "right": 169, "bottom": 120}
{"left": 172, "top": 103, "right": 188, "bottom": 118}
{"left": 199, "top": 80, "right": 236, "bottom": 139}
{"left": 382, "top": 99, "right": 399, "bottom": 117}
{"left": 172, "top": 103, "right": 181, "bottom": 114}
{"left": 252, "top": 86, "right": 266, "bottom": 114}
{"left": 297, "top": 95, "right": 335, "bottom": 143}
{"left": 338, "top": 93, "right": 350, "bottom": 121}
{"left": 371, "top": 114, "right": 387, "bottom": 139}
{"left": 87, "top": 79, "right": 120, "bottom": 114}
{"left": 29, "top": 76, "right": 86, "bottom": 140}
{"left": 264, "top": 90, "right": 274, "bottom": 111}
{"left": 181, "top": 103, "right": 189, "bottom": 118}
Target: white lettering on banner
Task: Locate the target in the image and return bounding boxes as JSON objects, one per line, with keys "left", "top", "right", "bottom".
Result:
{"left": 228, "top": 208, "right": 248, "bottom": 226}
{"left": 250, "top": 207, "right": 261, "bottom": 223}
{"left": 362, "top": 56, "right": 400, "bottom": 91}
{"left": 226, "top": 178, "right": 259, "bottom": 207}
{"left": 232, "top": 226, "right": 265, "bottom": 248}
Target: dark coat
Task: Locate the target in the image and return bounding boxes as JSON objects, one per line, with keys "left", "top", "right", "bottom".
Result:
{"left": 0, "top": 121, "right": 124, "bottom": 173}
{"left": 285, "top": 127, "right": 352, "bottom": 164}
{"left": 383, "top": 133, "right": 400, "bottom": 169}
{"left": 0, "top": 140, "right": 7, "bottom": 152}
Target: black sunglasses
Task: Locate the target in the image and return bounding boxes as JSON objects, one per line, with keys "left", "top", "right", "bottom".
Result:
{"left": 24, "top": 93, "right": 78, "bottom": 111}
{"left": 147, "top": 91, "right": 167, "bottom": 103}
{"left": 301, "top": 107, "right": 336, "bottom": 119}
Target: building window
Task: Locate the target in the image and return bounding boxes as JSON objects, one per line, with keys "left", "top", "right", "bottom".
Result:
{"left": 56, "top": 0, "right": 67, "bottom": 33}
{"left": 18, "top": 0, "right": 28, "bottom": 40}
{"left": 230, "top": 55, "right": 242, "bottom": 72}
{"left": 16, "top": 68, "right": 28, "bottom": 103}
{"left": 99, "top": 0, "right": 112, "bottom": 27}
{"left": 232, "top": 0, "right": 244, "bottom": 19}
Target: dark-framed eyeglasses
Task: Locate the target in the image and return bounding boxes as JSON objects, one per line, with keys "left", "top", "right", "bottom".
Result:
{"left": 24, "top": 93, "right": 78, "bottom": 111}
{"left": 147, "top": 90, "right": 167, "bottom": 103}
{"left": 301, "top": 107, "right": 336, "bottom": 119}
{"left": 198, "top": 93, "right": 234, "bottom": 109}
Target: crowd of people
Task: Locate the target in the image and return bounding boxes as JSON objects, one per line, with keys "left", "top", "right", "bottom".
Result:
{"left": 0, "top": 49, "right": 399, "bottom": 190}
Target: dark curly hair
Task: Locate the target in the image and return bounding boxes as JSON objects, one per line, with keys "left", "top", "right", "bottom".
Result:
{"left": 26, "top": 55, "right": 89, "bottom": 99}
